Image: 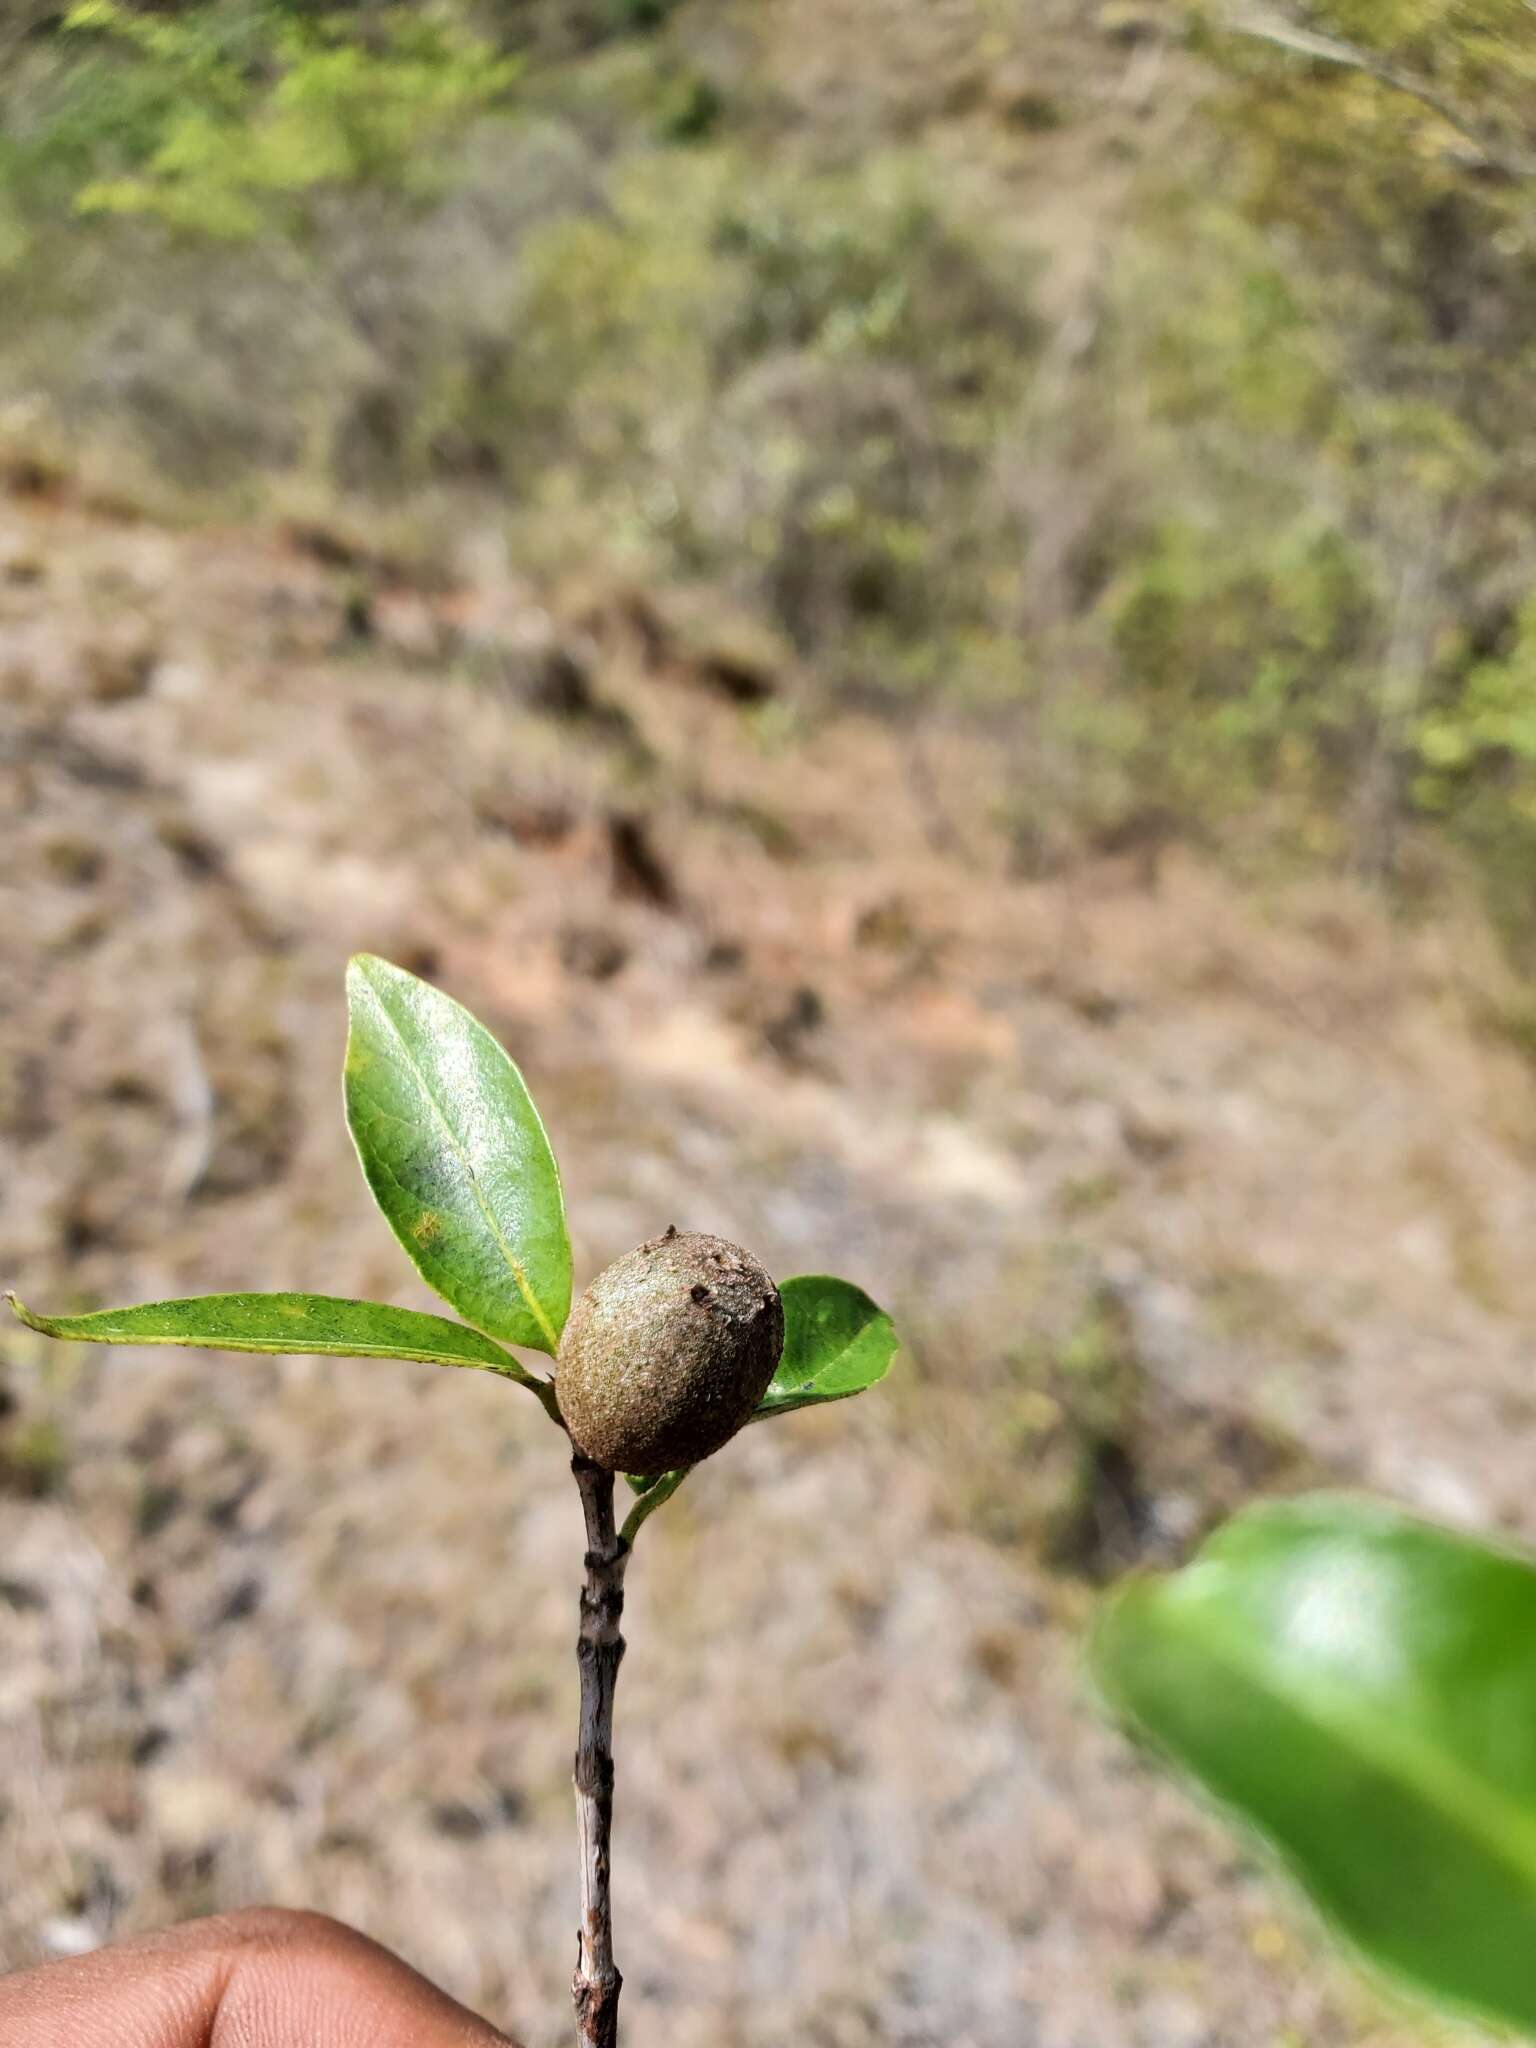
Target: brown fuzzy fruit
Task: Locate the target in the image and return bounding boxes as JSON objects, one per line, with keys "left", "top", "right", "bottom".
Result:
{"left": 556, "top": 1228, "right": 784, "bottom": 1475}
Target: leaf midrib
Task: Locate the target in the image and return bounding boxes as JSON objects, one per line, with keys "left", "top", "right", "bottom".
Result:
{"left": 7, "top": 1295, "right": 524, "bottom": 1375}
{"left": 359, "top": 978, "right": 560, "bottom": 1353}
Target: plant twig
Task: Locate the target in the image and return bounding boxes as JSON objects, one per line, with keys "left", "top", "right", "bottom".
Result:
{"left": 571, "top": 1454, "right": 629, "bottom": 2048}
{"left": 1220, "top": 5, "right": 1536, "bottom": 179}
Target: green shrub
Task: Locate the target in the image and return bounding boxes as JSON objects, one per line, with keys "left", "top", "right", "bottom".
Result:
{"left": 57, "top": 1, "right": 521, "bottom": 237}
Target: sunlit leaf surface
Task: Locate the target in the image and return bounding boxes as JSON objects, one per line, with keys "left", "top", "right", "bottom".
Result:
{"left": 345, "top": 954, "right": 571, "bottom": 1355}
{"left": 1095, "top": 1494, "right": 1536, "bottom": 2038}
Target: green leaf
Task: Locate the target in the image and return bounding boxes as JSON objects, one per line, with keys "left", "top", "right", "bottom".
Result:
{"left": 754, "top": 1275, "right": 896, "bottom": 1418}
{"left": 7, "top": 1290, "right": 538, "bottom": 1379}
{"left": 344, "top": 954, "right": 571, "bottom": 1356}
{"left": 1094, "top": 1493, "right": 1536, "bottom": 2039}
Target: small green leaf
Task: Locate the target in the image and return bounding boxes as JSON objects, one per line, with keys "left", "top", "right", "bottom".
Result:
{"left": 344, "top": 954, "right": 571, "bottom": 1356}
{"left": 754, "top": 1275, "right": 895, "bottom": 1418}
{"left": 7, "top": 1290, "right": 539, "bottom": 1380}
{"left": 1094, "top": 1493, "right": 1536, "bottom": 2039}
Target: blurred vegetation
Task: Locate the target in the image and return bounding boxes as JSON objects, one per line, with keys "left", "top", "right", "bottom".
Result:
{"left": 6, "top": 1, "right": 1536, "bottom": 945}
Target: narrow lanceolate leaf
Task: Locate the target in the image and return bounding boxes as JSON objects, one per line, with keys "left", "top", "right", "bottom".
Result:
{"left": 344, "top": 954, "right": 571, "bottom": 1356}
{"left": 754, "top": 1275, "right": 896, "bottom": 1419}
{"left": 6, "top": 1291, "right": 537, "bottom": 1379}
{"left": 1094, "top": 1494, "right": 1536, "bottom": 2040}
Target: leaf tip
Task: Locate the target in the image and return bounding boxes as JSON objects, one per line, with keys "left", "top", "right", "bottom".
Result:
{"left": 345, "top": 950, "right": 387, "bottom": 989}
{"left": 5, "top": 1292, "right": 45, "bottom": 1335}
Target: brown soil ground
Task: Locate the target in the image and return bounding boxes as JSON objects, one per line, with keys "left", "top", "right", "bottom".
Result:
{"left": 4, "top": 473, "right": 1533, "bottom": 2045}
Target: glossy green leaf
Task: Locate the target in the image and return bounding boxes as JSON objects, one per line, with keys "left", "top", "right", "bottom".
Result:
{"left": 1094, "top": 1493, "right": 1536, "bottom": 2039}
{"left": 7, "top": 1289, "right": 540, "bottom": 1380}
{"left": 344, "top": 954, "right": 570, "bottom": 1356}
{"left": 754, "top": 1275, "right": 896, "bottom": 1418}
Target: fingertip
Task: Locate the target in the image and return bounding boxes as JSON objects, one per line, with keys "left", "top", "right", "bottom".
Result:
{"left": 0, "top": 1910, "right": 520, "bottom": 2048}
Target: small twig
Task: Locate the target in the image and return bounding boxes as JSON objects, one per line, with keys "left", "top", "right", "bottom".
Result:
{"left": 571, "top": 1454, "right": 629, "bottom": 2048}
{"left": 1220, "top": 5, "right": 1536, "bottom": 179}
{"left": 164, "top": 1015, "right": 215, "bottom": 1203}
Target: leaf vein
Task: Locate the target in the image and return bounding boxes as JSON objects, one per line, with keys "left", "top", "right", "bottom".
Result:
{"left": 360, "top": 983, "right": 560, "bottom": 1353}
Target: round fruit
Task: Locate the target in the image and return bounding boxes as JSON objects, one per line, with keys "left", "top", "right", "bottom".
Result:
{"left": 556, "top": 1228, "right": 784, "bottom": 1475}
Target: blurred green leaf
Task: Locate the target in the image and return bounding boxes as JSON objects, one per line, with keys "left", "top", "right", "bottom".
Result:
{"left": 1094, "top": 1493, "right": 1536, "bottom": 2038}
{"left": 7, "top": 1289, "right": 540, "bottom": 1379}
{"left": 344, "top": 954, "right": 571, "bottom": 1356}
{"left": 754, "top": 1275, "right": 895, "bottom": 1418}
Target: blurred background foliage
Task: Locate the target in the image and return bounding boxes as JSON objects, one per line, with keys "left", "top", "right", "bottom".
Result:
{"left": 5, "top": 0, "right": 1536, "bottom": 939}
